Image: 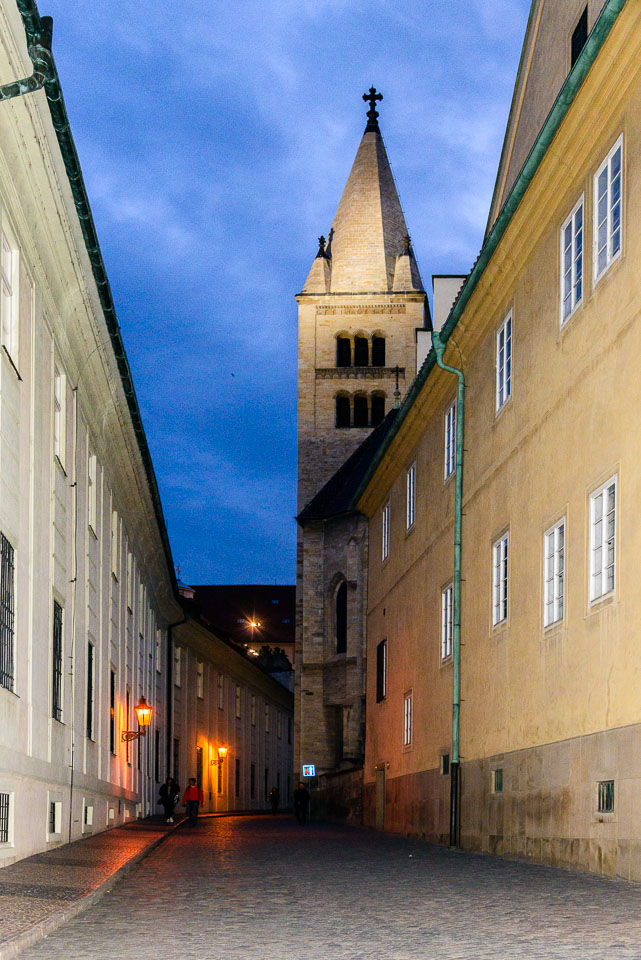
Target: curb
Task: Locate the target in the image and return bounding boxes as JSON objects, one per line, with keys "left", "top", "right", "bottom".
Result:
{"left": 0, "top": 822, "right": 181, "bottom": 960}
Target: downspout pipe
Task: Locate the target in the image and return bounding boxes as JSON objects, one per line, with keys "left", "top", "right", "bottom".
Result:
{"left": 0, "top": 13, "right": 52, "bottom": 102}
{"left": 432, "top": 330, "right": 464, "bottom": 849}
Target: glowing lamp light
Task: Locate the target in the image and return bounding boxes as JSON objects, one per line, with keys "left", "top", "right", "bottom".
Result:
{"left": 218, "top": 746, "right": 228, "bottom": 762}
{"left": 134, "top": 696, "right": 152, "bottom": 728}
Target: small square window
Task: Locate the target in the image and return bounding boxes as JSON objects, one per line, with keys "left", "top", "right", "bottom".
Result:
{"left": 597, "top": 779, "right": 614, "bottom": 813}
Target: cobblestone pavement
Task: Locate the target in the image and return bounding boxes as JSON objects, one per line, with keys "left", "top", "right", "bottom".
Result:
{"left": 15, "top": 815, "right": 641, "bottom": 960}
{"left": 0, "top": 818, "right": 178, "bottom": 958}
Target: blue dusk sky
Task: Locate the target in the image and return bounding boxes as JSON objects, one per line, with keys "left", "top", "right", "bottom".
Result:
{"left": 42, "top": 0, "right": 531, "bottom": 585}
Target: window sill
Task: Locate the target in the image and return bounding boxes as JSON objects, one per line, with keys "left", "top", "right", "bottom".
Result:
{"left": 559, "top": 299, "right": 583, "bottom": 331}
{"left": 593, "top": 248, "right": 623, "bottom": 289}
{"left": 2, "top": 345, "right": 21, "bottom": 380}
{"left": 440, "top": 654, "right": 453, "bottom": 667}
{"left": 588, "top": 591, "right": 616, "bottom": 615}
{"left": 494, "top": 396, "right": 512, "bottom": 422}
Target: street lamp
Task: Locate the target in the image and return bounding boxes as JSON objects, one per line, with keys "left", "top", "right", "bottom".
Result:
{"left": 210, "top": 746, "right": 228, "bottom": 766}
{"left": 121, "top": 696, "right": 152, "bottom": 743}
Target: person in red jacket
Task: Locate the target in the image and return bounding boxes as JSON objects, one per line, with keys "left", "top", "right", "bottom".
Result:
{"left": 183, "top": 778, "right": 204, "bottom": 825}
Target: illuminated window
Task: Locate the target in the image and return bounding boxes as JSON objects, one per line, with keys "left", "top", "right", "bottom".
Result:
{"left": 492, "top": 532, "right": 509, "bottom": 626}
{"left": 560, "top": 197, "right": 584, "bottom": 324}
{"left": 496, "top": 312, "right": 512, "bottom": 411}
{"left": 590, "top": 476, "right": 617, "bottom": 602}
{"left": 444, "top": 399, "right": 456, "bottom": 480}
{"left": 594, "top": 136, "right": 622, "bottom": 283}
{"left": 544, "top": 519, "right": 565, "bottom": 627}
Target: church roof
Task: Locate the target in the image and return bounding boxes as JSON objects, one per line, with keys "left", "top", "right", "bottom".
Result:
{"left": 302, "top": 92, "right": 423, "bottom": 295}
{"left": 297, "top": 409, "right": 399, "bottom": 524}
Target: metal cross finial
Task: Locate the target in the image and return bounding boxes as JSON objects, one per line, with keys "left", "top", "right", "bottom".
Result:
{"left": 362, "top": 86, "right": 383, "bottom": 131}
{"left": 316, "top": 235, "right": 327, "bottom": 259}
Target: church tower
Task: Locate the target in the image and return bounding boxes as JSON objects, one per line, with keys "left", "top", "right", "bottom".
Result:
{"left": 296, "top": 89, "right": 426, "bottom": 513}
{"left": 295, "top": 91, "right": 427, "bottom": 810}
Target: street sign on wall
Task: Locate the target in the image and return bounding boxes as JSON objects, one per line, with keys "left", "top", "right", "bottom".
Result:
{"left": 302, "top": 764, "right": 315, "bottom": 777}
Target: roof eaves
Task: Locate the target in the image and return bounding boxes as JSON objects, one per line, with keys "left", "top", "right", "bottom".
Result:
{"left": 350, "top": 0, "right": 627, "bottom": 509}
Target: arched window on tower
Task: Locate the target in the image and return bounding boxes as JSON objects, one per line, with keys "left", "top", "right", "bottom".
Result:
{"left": 336, "top": 337, "right": 351, "bottom": 367}
{"left": 354, "top": 394, "right": 368, "bottom": 427}
{"left": 372, "top": 336, "right": 386, "bottom": 366}
{"left": 335, "top": 581, "right": 347, "bottom": 654}
{"left": 371, "top": 392, "right": 386, "bottom": 426}
{"left": 335, "top": 394, "right": 350, "bottom": 428}
{"left": 354, "top": 337, "right": 369, "bottom": 366}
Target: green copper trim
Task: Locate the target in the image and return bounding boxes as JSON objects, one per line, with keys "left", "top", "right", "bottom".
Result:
{"left": 15, "top": 0, "right": 177, "bottom": 596}
{"left": 351, "top": 0, "right": 626, "bottom": 508}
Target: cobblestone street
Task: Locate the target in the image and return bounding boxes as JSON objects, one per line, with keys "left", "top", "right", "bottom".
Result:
{"left": 13, "top": 815, "right": 641, "bottom": 959}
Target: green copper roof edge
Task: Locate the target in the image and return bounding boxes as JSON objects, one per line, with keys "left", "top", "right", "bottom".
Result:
{"left": 16, "top": 0, "right": 178, "bottom": 597}
{"left": 350, "top": 0, "right": 627, "bottom": 510}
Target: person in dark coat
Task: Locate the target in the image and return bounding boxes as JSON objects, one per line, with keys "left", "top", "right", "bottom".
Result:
{"left": 293, "top": 782, "right": 310, "bottom": 825}
{"left": 159, "top": 777, "right": 180, "bottom": 823}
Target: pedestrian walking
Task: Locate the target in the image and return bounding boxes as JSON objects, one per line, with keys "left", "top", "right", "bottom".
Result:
{"left": 293, "top": 782, "right": 310, "bottom": 825}
{"left": 158, "top": 776, "right": 180, "bottom": 823}
{"left": 269, "top": 786, "right": 280, "bottom": 814}
{"left": 183, "top": 778, "right": 204, "bottom": 825}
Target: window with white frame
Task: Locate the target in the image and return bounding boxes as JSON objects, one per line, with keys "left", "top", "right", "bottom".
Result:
{"left": 492, "top": 532, "right": 509, "bottom": 626}
{"left": 590, "top": 476, "right": 617, "bottom": 602}
{"left": 53, "top": 365, "right": 66, "bottom": 465}
{"left": 87, "top": 450, "right": 97, "bottom": 534}
{"left": 561, "top": 197, "right": 584, "bottom": 323}
{"left": 544, "top": 519, "right": 565, "bottom": 627}
{"left": 111, "top": 509, "right": 120, "bottom": 578}
{"left": 406, "top": 463, "right": 416, "bottom": 530}
{"left": 0, "top": 228, "right": 18, "bottom": 360}
{"left": 403, "top": 691, "right": 413, "bottom": 747}
{"left": 444, "top": 399, "right": 456, "bottom": 480}
{"left": 0, "top": 532, "right": 15, "bottom": 692}
{"left": 594, "top": 136, "right": 622, "bottom": 282}
{"left": 382, "top": 501, "right": 390, "bottom": 562}
{"left": 495, "top": 312, "right": 512, "bottom": 411}
{"left": 441, "top": 582, "right": 453, "bottom": 660}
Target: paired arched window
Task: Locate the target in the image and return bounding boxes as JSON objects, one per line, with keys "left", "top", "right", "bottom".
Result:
{"left": 335, "top": 581, "right": 347, "bottom": 654}
{"left": 335, "top": 393, "right": 386, "bottom": 428}
{"left": 335, "top": 334, "right": 386, "bottom": 368}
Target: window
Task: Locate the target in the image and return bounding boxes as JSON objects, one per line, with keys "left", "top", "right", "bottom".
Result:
{"left": 196, "top": 660, "right": 204, "bottom": 699}
{"left": 598, "top": 779, "right": 614, "bottom": 813}
{"left": 250, "top": 763, "right": 256, "bottom": 800}
{"left": 441, "top": 583, "right": 453, "bottom": 660}
{"left": 265, "top": 703, "right": 270, "bottom": 733}
{"left": 544, "top": 520, "right": 565, "bottom": 627}
{"left": 594, "top": 136, "right": 622, "bottom": 282}
{"left": 173, "top": 645, "right": 181, "bottom": 687}
{"left": 491, "top": 768, "right": 503, "bottom": 794}
{"left": 235, "top": 758, "right": 240, "bottom": 797}
{"left": 155, "top": 729, "right": 160, "bottom": 782}
{"left": 0, "top": 792, "right": 9, "bottom": 843}
{"left": 235, "top": 684, "right": 241, "bottom": 719}
{"left": 125, "top": 688, "right": 131, "bottom": 763}
{"left": 52, "top": 601, "right": 63, "bottom": 721}
{"left": 492, "top": 533, "right": 509, "bottom": 626}
{"left": 440, "top": 753, "right": 450, "bottom": 776}
{"left": 196, "top": 746, "right": 203, "bottom": 786}
{"left": 590, "top": 476, "right": 617, "bottom": 602}
{"left": 571, "top": 6, "right": 588, "bottom": 68}
{"left": 382, "top": 501, "right": 390, "bottom": 562}
{"left": 336, "top": 337, "right": 351, "bottom": 367}
{"left": 406, "top": 463, "right": 416, "bottom": 530}
{"left": 87, "top": 450, "right": 97, "bottom": 533}
{"left": 353, "top": 394, "right": 368, "bottom": 427}
{"left": 53, "top": 365, "right": 65, "bottom": 465}
{"left": 109, "top": 669, "right": 116, "bottom": 754}
{"left": 403, "top": 692, "right": 412, "bottom": 747}
{"left": 376, "top": 639, "right": 387, "bottom": 703}
{"left": 250, "top": 694, "right": 256, "bottom": 726}
{"left": 217, "top": 673, "right": 224, "bottom": 709}
{"left": 173, "top": 737, "right": 180, "bottom": 781}
{"left": 371, "top": 393, "right": 385, "bottom": 426}
{"left": 84, "top": 804, "right": 93, "bottom": 827}
{"left": 560, "top": 198, "right": 584, "bottom": 324}
{"left": 126, "top": 551, "right": 133, "bottom": 612}
{"left": 335, "top": 394, "right": 350, "bottom": 428}
{"left": 496, "top": 312, "right": 512, "bottom": 411}
{"left": 86, "top": 641, "right": 95, "bottom": 739}
{"left": 444, "top": 399, "right": 457, "bottom": 480}
{"left": 372, "top": 336, "right": 385, "bottom": 366}
{"left": 0, "top": 532, "right": 15, "bottom": 692}
{"left": 155, "top": 629, "right": 162, "bottom": 673}
{"left": 111, "top": 510, "right": 120, "bottom": 578}
{"left": 0, "top": 228, "right": 17, "bottom": 359}
{"left": 277, "top": 712, "right": 282, "bottom": 739}
{"left": 217, "top": 761, "right": 223, "bottom": 794}
{"left": 335, "top": 581, "right": 347, "bottom": 655}
{"left": 49, "top": 800, "right": 62, "bottom": 835}
{"left": 354, "top": 337, "right": 368, "bottom": 366}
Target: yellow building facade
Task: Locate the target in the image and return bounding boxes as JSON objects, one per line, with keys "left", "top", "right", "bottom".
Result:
{"left": 357, "top": 0, "right": 641, "bottom": 877}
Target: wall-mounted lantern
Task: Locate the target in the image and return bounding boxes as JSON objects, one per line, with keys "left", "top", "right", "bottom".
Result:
{"left": 121, "top": 696, "right": 152, "bottom": 743}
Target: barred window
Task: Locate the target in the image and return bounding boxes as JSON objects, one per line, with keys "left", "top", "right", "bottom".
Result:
{"left": 52, "top": 601, "right": 63, "bottom": 721}
{"left": 0, "top": 533, "right": 15, "bottom": 692}
{"left": 86, "top": 642, "right": 95, "bottom": 739}
{"left": 0, "top": 792, "right": 9, "bottom": 843}
{"left": 598, "top": 779, "right": 614, "bottom": 813}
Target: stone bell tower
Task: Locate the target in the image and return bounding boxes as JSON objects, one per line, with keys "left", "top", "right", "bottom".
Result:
{"left": 294, "top": 90, "right": 427, "bottom": 809}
